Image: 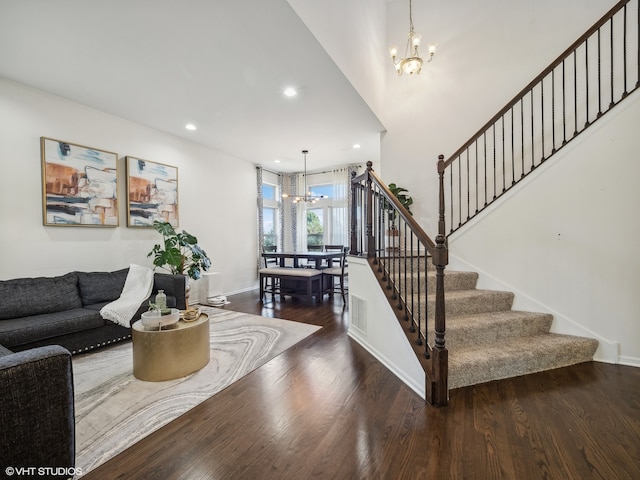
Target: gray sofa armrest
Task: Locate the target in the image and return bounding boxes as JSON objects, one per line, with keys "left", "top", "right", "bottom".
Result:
{"left": 0, "top": 345, "right": 75, "bottom": 472}
{"left": 153, "top": 273, "right": 187, "bottom": 310}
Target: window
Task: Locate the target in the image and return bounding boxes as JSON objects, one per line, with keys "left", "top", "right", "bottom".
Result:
{"left": 263, "top": 207, "right": 277, "bottom": 249}
{"left": 309, "top": 184, "right": 333, "bottom": 198}
{"left": 262, "top": 183, "right": 276, "bottom": 201}
{"left": 261, "top": 180, "right": 280, "bottom": 250}
{"left": 305, "top": 182, "right": 347, "bottom": 247}
{"left": 307, "top": 208, "right": 323, "bottom": 250}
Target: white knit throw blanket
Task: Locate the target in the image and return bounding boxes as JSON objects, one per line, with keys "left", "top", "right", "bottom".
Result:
{"left": 100, "top": 264, "right": 154, "bottom": 327}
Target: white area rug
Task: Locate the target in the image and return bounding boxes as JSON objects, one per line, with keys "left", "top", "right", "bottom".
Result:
{"left": 72, "top": 307, "right": 320, "bottom": 476}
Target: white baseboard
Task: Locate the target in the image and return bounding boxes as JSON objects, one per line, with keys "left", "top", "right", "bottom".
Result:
{"left": 348, "top": 329, "right": 425, "bottom": 399}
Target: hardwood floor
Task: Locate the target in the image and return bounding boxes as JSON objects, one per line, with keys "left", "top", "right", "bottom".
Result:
{"left": 83, "top": 291, "right": 640, "bottom": 480}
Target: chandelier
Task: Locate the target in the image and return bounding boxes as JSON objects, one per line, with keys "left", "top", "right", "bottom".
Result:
{"left": 389, "top": 0, "right": 436, "bottom": 76}
{"left": 282, "top": 150, "right": 328, "bottom": 203}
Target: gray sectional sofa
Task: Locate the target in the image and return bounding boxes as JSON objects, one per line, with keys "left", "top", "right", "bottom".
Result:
{"left": 0, "top": 345, "right": 75, "bottom": 477}
{"left": 0, "top": 267, "right": 187, "bottom": 354}
{"left": 0, "top": 267, "right": 187, "bottom": 477}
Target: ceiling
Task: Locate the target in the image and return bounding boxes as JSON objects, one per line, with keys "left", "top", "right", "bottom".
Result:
{"left": 0, "top": 0, "right": 385, "bottom": 173}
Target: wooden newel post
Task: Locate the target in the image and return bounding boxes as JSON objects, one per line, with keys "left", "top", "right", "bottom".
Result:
{"left": 428, "top": 154, "right": 449, "bottom": 406}
{"left": 365, "top": 161, "right": 376, "bottom": 258}
{"left": 350, "top": 170, "right": 358, "bottom": 255}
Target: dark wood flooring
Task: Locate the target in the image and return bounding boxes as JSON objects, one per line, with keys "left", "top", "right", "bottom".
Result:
{"left": 83, "top": 291, "right": 640, "bottom": 480}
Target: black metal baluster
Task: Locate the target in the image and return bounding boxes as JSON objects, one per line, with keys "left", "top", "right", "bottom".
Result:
{"left": 415, "top": 243, "right": 422, "bottom": 347}
{"left": 623, "top": 4, "right": 629, "bottom": 96}
{"left": 360, "top": 186, "right": 365, "bottom": 256}
{"left": 457, "top": 156, "right": 462, "bottom": 229}
{"left": 530, "top": 90, "right": 535, "bottom": 170}
{"left": 379, "top": 186, "right": 386, "bottom": 275}
{"left": 610, "top": 17, "right": 615, "bottom": 107}
{"left": 501, "top": 116, "right": 506, "bottom": 192}
{"left": 409, "top": 232, "right": 414, "bottom": 322}
{"left": 552, "top": 68, "right": 557, "bottom": 154}
{"left": 400, "top": 221, "right": 406, "bottom": 311}
{"left": 541, "top": 79, "right": 545, "bottom": 162}
{"left": 574, "top": 50, "right": 579, "bottom": 137}
{"left": 390, "top": 211, "right": 397, "bottom": 292}
{"left": 374, "top": 186, "right": 379, "bottom": 259}
{"left": 637, "top": 0, "right": 640, "bottom": 88}
{"left": 562, "top": 59, "right": 567, "bottom": 145}
{"left": 520, "top": 97, "right": 525, "bottom": 177}
{"left": 586, "top": 38, "right": 591, "bottom": 127}
{"left": 597, "top": 27, "right": 603, "bottom": 117}
{"left": 475, "top": 141, "right": 479, "bottom": 213}
{"left": 466, "top": 149, "right": 471, "bottom": 220}
{"left": 511, "top": 107, "right": 515, "bottom": 185}
{"left": 483, "top": 131, "right": 488, "bottom": 207}
{"left": 450, "top": 160, "right": 454, "bottom": 232}
{"left": 492, "top": 123, "right": 497, "bottom": 200}
{"left": 412, "top": 242, "right": 419, "bottom": 335}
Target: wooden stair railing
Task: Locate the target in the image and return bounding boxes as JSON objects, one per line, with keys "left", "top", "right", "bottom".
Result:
{"left": 350, "top": 161, "right": 449, "bottom": 407}
{"left": 442, "top": 0, "right": 640, "bottom": 234}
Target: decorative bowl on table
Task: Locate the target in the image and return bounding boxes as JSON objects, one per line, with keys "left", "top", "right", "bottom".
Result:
{"left": 141, "top": 308, "right": 180, "bottom": 329}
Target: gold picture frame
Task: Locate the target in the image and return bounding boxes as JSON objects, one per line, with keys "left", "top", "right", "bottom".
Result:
{"left": 126, "top": 156, "right": 179, "bottom": 227}
{"left": 40, "top": 137, "right": 119, "bottom": 226}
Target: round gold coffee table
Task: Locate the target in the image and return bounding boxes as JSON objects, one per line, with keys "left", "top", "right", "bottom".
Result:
{"left": 132, "top": 312, "right": 210, "bottom": 381}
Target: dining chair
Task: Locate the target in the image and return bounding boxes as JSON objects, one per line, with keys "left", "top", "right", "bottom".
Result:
{"left": 322, "top": 246, "right": 348, "bottom": 302}
{"left": 261, "top": 246, "right": 279, "bottom": 292}
{"left": 323, "top": 244, "right": 344, "bottom": 269}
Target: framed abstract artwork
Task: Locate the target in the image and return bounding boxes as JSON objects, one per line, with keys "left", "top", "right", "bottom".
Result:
{"left": 40, "top": 137, "right": 119, "bottom": 226}
{"left": 126, "top": 156, "right": 179, "bottom": 227}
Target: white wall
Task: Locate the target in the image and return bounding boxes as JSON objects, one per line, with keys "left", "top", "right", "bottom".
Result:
{"left": 378, "top": 1, "right": 640, "bottom": 365}
{"left": 286, "top": 0, "right": 388, "bottom": 125}
{"left": 348, "top": 256, "right": 426, "bottom": 398}
{"left": 0, "top": 78, "right": 259, "bottom": 300}
{"left": 381, "top": 0, "right": 611, "bottom": 233}
{"left": 448, "top": 90, "right": 640, "bottom": 366}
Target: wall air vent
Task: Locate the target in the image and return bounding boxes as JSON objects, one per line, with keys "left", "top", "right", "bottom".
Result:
{"left": 350, "top": 295, "right": 366, "bottom": 334}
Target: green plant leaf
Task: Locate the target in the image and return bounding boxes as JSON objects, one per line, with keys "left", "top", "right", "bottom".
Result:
{"left": 147, "top": 221, "right": 212, "bottom": 279}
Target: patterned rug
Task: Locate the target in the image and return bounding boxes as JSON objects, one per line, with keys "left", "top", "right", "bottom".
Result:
{"left": 73, "top": 307, "right": 320, "bottom": 476}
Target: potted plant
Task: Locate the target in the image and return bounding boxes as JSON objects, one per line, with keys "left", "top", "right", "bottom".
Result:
{"left": 385, "top": 183, "right": 413, "bottom": 251}
{"left": 148, "top": 221, "right": 211, "bottom": 310}
{"left": 387, "top": 183, "right": 413, "bottom": 221}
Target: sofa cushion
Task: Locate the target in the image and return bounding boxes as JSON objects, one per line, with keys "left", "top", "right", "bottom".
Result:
{"left": 0, "top": 345, "right": 13, "bottom": 357}
{"left": 0, "top": 308, "right": 105, "bottom": 348}
{"left": 0, "top": 273, "right": 82, "bottom": 320}
{"left": 75, "top": 269, "right": 128, "bottom": 306}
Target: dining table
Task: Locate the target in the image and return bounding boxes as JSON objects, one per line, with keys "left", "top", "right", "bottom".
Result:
{"left": 262, "top": 251, "right": 343, "bottom": 269}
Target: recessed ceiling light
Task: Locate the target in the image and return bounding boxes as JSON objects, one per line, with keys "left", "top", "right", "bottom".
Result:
{"left": 283, "top": 87, "right": 297, "bottom": 97}
{"left": 353, "top": 144, "right": 361, "bottom": 149}
{"left": 274, "top": 159, "right": 281, "bottom": 163}
{"left": 185, "top": 123, "right": 197, "bottom": 131}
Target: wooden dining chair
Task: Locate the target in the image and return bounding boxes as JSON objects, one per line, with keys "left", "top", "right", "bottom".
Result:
{"left": 261, "top": 246, "right": 279, "bottom": 291}
{"left": 322, "top": 246, "right": 348, "bottom": 302}
{"left": 323, "top": 244, "right": 344, "bottom": 269}
{"left": 262, "top": 247, "right": 280, "bottom": 268}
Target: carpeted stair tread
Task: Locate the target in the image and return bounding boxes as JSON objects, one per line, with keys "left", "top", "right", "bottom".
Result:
{"left": 422, "top": 289, "right": 514, "bottom": 317}
{"left": 448, "top": 333, "right": 599, "bottom": 389}
{"left": 377, "top": 259, "right": 599, "bottom": 389}
{"left": 388, "top": 270, "right": 478, "bottom": 293}
{"left": 445, "top": 310, "right": 553, "bottom": 349}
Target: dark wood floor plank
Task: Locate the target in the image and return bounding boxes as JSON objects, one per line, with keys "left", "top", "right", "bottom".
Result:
{"left": 80, "top": 291, "right": 640, "bottom": 480}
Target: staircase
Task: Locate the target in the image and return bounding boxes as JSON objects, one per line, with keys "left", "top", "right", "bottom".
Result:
{"left": 382, "top": 256, "right": 598, "bottom": 389}
{"left": 350, "top": 0, "right": 637, "bottom": 405}
{"left": 428, "top": 266, "right": 597, "bottom": 389}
